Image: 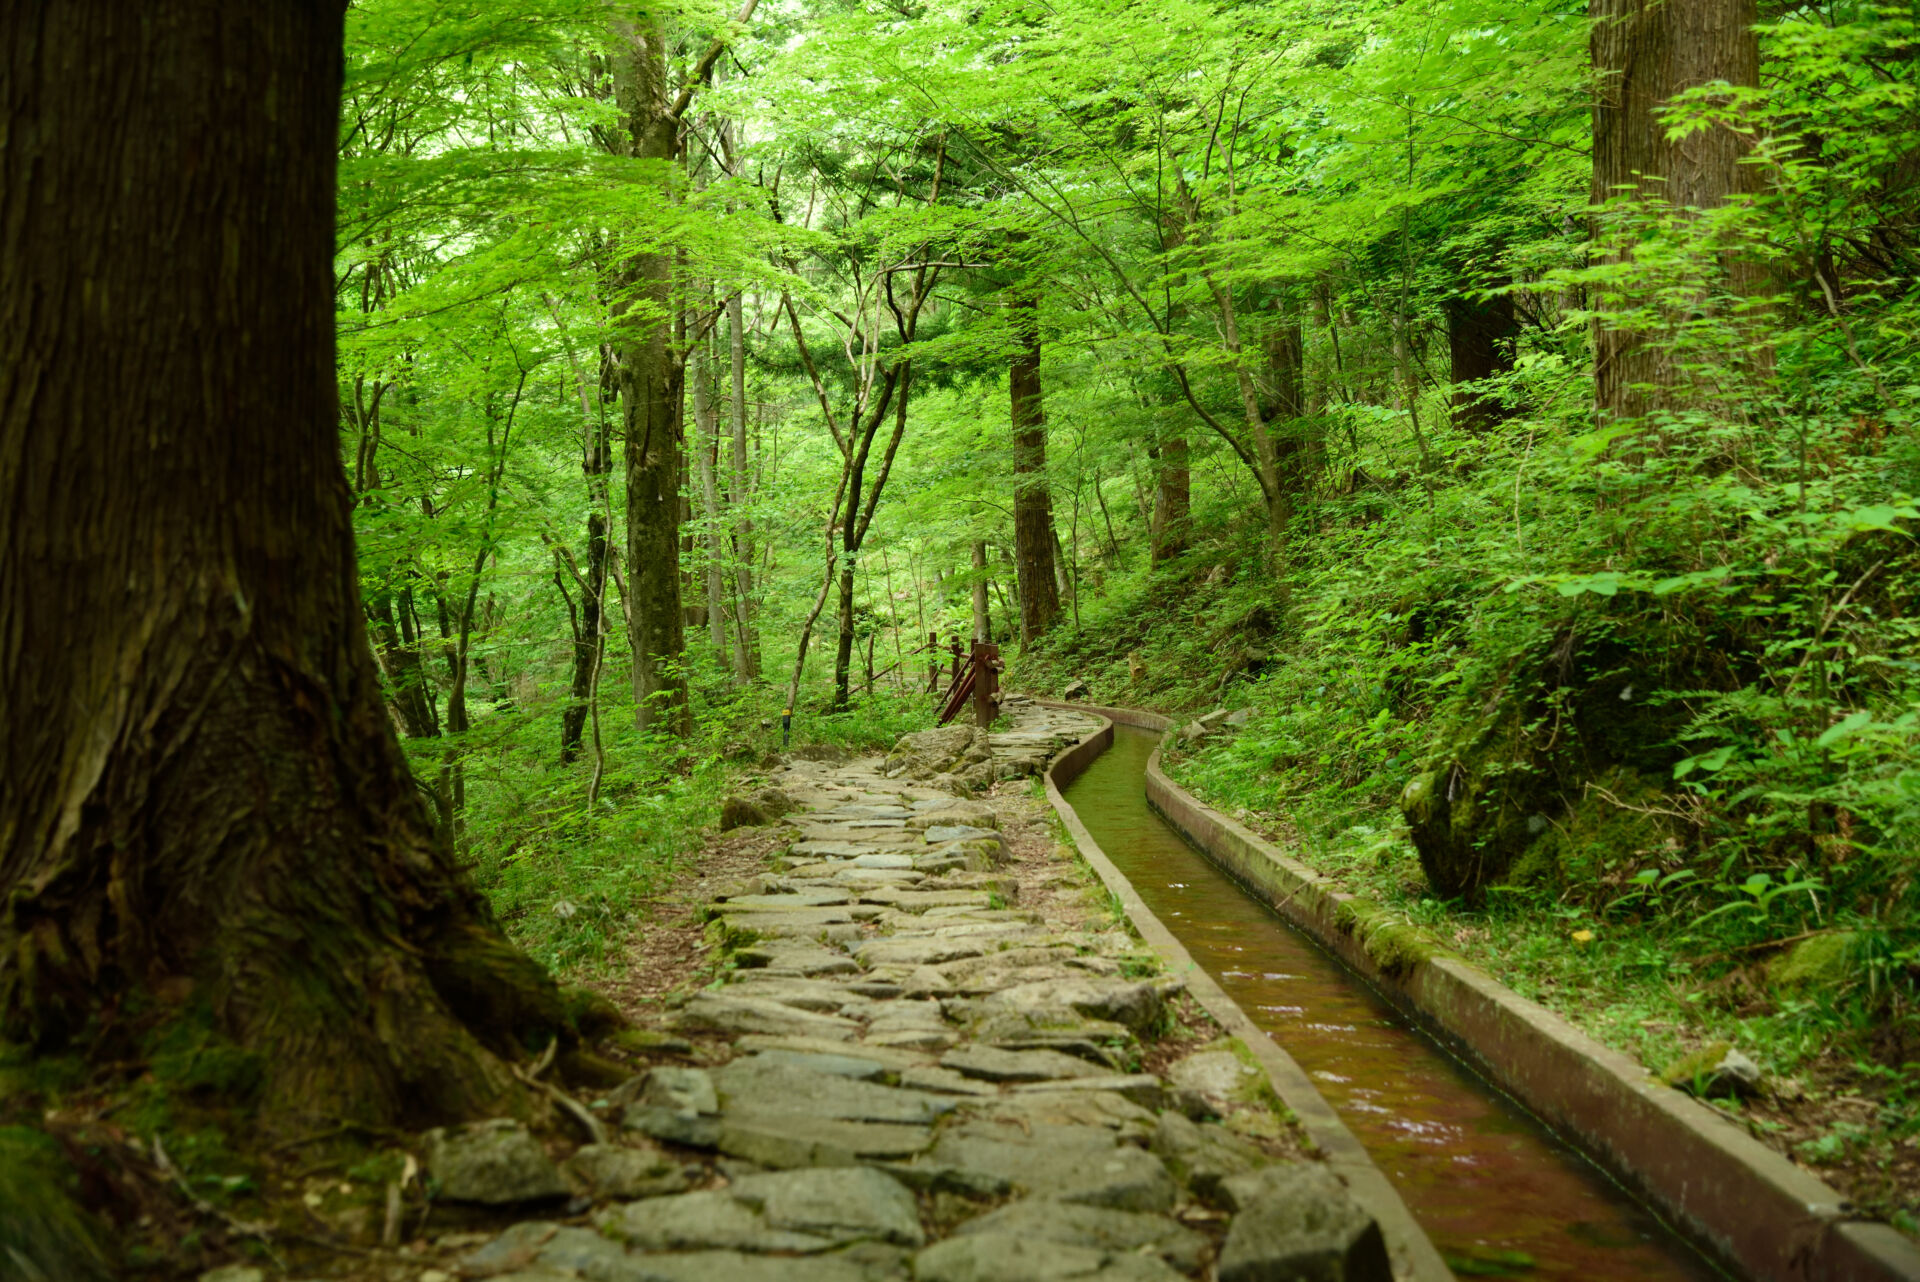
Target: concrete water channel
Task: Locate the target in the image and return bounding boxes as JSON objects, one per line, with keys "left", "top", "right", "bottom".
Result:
{"left": 1059, "top": 723, "right": 1726, "bottom": 1281}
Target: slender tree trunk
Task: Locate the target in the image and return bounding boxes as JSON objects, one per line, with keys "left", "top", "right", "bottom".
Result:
{"left": 0, "top": 0, "right": 566, "bottom": 1124}
{"left": 1590, "top": 0, "right": 1761, "bottom": 425}
{"left": 369, "top": 590, "right": 441, "bottom": 738}
{"left": 727, "top": 292, "right": 759, "bottom": 681}
{"left": 691, "top": 331, "right": 730, "bottom": 666}
{"left": 1009, "top": 294, "right": 1061, "bottom": 644}
{"left": 971, "top": 541, "right": 992, "bottom": 643}
{"left": 612, "top": 16, "right": 690, "bottom": 734}
{"left": 559, "top": 350, "right": 611, "bottom": 765}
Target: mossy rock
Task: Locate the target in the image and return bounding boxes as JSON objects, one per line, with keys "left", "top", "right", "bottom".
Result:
{"left": 1768, "top": 932, "right": 1858, "bottom": 994}
{"left": 1504, "top": 767, "right": 1677, "bottom": 892}
{"left": 0, "top": 1127, "right": 115, "bottom": 1282}
{"left": 1401, "top": 625, "right": 1695, "bottom": 903}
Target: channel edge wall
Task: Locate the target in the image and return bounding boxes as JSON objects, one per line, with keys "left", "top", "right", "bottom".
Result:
{"left": 1041, "top": 697, "right": 1920, "bottom": 1282}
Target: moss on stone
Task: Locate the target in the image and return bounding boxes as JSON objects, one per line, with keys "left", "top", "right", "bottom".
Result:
{"left": 1335, "top": 898, "right": 1446, "bottom": 976}
{"left": 1660, "top": 1040, "right": 1733, "bottom": 1089}
{"left": 1768, "top": 932, "right": 1858, "bottom": 994}
{"left": 1504, "top": 767, "right": 1677, "bottom": 893}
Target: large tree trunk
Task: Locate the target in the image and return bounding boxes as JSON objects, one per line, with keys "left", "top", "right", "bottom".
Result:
{"left": 1009, "top": 295, "right": 1062, "bottom": 644}
{"left": 0, "top": 0, "right": 567, "bottom": 1125}
{"left": 1445, "top": 287, "right": 1519, "bottom": 431}
{"left": 1590, "top": 0, "right": 1761, "bottom": 425}
{"left": 612, "top": 16, "right": 689, "bottom": 735}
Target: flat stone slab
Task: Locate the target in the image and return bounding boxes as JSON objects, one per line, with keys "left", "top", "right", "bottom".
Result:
{"left": 721, "top": 976, "right": 879, "bottom": 1014}
{"left": 715, "top": 1056, "right": 957, "bottom": 1124}
{"left": 600, "top": 1190, "right": 831, "bottom": 1253}
{"left": 610, "top": 1250, "right": 901, "bottom": 1282}
{"left": 790, "top": 841, "right": 878, "bottom": 859}
{"left": 982, "top": 977, "right": 1163, "bottom": 1035}
{"left": 1013, "top": 1076, "right": 1167, "bottom": 1109}
{"left": 718, "top": 1111, "right": 933, "bottom": 1168}
{"left": 865, "top": 889, "right": 994, "bottom": 913}
{"left": 901, "top": 1065, "right": 1001, "bottom": 1097}
{"left": 733, "top": 943, "right": 861, "bottom": 977}
{"left": 942, "top": 1044, "right": 1115, "bottom": 1083}
{"left": 729, "top": 1166, "right": 925, "bottom": 1247}
{"left": 855, "top": 937, "right": 990, "bottom": 968}
{"left": 673, "top": 994, "right": 858, "bottom": 1041}
{"left": 913, "top": 1231, "right": 1184, "bottom": 1282}
{"left": 853, "top": 853, "right": 917, "bottom": 869}
{"left": 923, "top": 824, "right": 999, "bottom": 844}
{"left": 564, "top": 1142, "right": 688, "bottom": 1200}
{"left": 733, "top": 1034, "right": 932, "bottom": 1071}
{"left": 746, "top": 1049, "right": 887, "bottom": 1081}
{"left": 924, "top": 1128, "right": 1175, "bottom": 1212}
{"left": 953, "top": 1199, "right": 1208, "bottom": 1273}
{"left": 720, "top": 891, "right": 853, "bottom": 911}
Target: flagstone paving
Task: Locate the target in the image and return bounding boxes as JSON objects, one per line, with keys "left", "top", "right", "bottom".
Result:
{"left": 415, "top": 696, "right": 1394, "bottom": 1282}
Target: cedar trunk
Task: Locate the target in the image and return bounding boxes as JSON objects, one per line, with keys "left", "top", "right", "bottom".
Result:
{"left": 1590, "top": 0, "right": 1760, "bottom": 424}
{"left": 1150, "top": 435, "right": 1191, "bottom": 566}
{"left": 1010, "top": 295, "right": 1061, "bottom": 644}
{"left": 1445, "top": 288, "right": 1519, "bottom": 431}
{"left": 0, "top": 0, "right": 564, "bottom": 1124}
{"left": 612, "top": 17, "right": 691, "bottom": 734}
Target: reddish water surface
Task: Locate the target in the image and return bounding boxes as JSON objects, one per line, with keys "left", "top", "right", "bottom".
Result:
{"left": 1062, "top": 725, "right": 1726, "bottom": 1280}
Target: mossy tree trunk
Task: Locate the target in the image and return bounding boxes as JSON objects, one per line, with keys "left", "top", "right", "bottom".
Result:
{"left": 1010, "top": 293, "right": 1062, "bottom": 645}
{"left": 0, "top": 0, "right": 565, "bottom": 1126}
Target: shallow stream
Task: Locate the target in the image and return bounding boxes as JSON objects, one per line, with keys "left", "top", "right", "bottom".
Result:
{"left": 1060, "top": 724, "right": 1726, "bottom": 1280}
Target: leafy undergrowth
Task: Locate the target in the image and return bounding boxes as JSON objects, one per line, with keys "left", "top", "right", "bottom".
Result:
{"left": 1014, "top": 491, "right": 1920, "bottom": 1237}
{"left": 424, "top": 658, "right": 936, "bottom": 980}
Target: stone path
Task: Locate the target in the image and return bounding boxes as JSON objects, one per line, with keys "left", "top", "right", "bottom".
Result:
{"left": 419, "top": 697, "right": 1392, "bottom": 1282}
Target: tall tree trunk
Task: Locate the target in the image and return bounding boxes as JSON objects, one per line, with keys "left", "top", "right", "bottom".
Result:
{"left": 1445, "top": 287, "right": 1519, "bottom": 431}
{"left": 559, "top": 347, "right": 611, "bottom": 766}
{"left": 1009, "top": 294, "right": 1061, "bottom": 644}
{"left": 1590, "top": 0, "right": 1761, "bottom": 425}
{"left": 971, "top": 540, "right": 992, "bottom": 643}
{"left": 0, "top": 0, "right": 566, "bottom": 1124}
{"left": 612, "top": 16, "right": 690, "bottom": 734}
{"left": 727, "top": 292, "right": 759, "bottom": 681}
{"left": 691, "top": 332, "right": 730, "bottom": 666}
{"left": 1150, "top": 434, "right": 1191, "bottom": 566}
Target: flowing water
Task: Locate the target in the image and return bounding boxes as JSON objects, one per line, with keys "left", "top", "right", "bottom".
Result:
{"left": 1061, "top": 724, "right": 1726, "bottom": 1280}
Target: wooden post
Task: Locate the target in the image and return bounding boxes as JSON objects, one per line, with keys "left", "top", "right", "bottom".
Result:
{"left": 973, "top": 641, "right": 1000, "bottom": 729}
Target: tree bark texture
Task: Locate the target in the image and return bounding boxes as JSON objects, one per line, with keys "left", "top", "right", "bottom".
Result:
{"left": 1009, "top": 295, "right": 1061, "bottom": 644}
{"left": 1445, "top": 288, "right": 1519, "bottom": 431}
{"left": 1590, "top": 0, "right": 1760, "bottom": 423}
{"left": 1150, "top": 435, "right": 1191, "bottom": 566}
{"left": 0, "top": 0, "right": 566, "bottom": 1124}
{"left": 612, "top": 16, "right": 690, "bottom": 734}
{"left": 726, "top": 293, "right": 760, "bottom": 682}
{"left": 971, "top": 541, "right": 992, "bottom": 644}
{"left": 560, "top": 418, "right": 612, "bottom": 764}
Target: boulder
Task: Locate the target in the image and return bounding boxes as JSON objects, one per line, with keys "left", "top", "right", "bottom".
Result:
{"left": 885, "top": 726, "right": 992, "bottom": 781}
{"left": 423, "top": 1119, "right": 568, "bottom": 1205}
{"left": 1198, "top": 708, "right": 1230, "bottom": 728}
{"left": 1179, "top": 721, "right": 1209, "bottom": 744}
{"left": 1062, "top": 680, "right": 1090, "bottom": 700}
{"left": 1662, "top": 1042, "right": 1762, "bottom": 1100}
{"left": 1226, "top": 708, "right": 1252, "bottom": 728}
{"left": 1217, "top": 1164, "right": 1391, "bottom": 1282}
{"left": 720, "top": 786, "right": 799, "bottom": 831}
